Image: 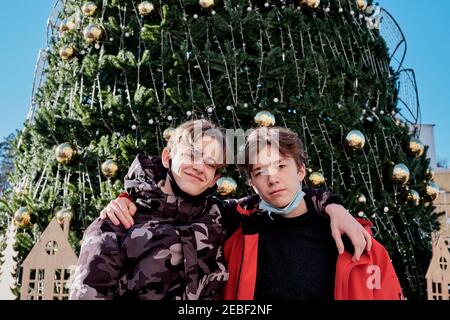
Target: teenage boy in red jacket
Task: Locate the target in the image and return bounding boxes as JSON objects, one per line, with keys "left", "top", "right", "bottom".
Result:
{"left": 222, "top": 127, "right": 403, "bottom": 300}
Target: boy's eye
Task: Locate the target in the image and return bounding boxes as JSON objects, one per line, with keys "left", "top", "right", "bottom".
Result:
{"left": 279, "top": 164, "right": 286, "bottom": 169}
{"left": 254, "top": 168, "right": 268, "bottom": 176}
{"left": 252, "top": 169, "right": 261, "bottom": 176}
{"left": 203, "top": 158, "right": 217, "bottom": 168}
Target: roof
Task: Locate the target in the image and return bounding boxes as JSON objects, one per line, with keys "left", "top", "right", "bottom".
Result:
{"left": 22, "top": 218, "right": 78, "bottom": 268}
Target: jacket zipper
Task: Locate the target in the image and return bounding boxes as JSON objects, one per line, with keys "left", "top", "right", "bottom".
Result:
{"left": 235, "top": 232, "right": 245, "bottom": 299}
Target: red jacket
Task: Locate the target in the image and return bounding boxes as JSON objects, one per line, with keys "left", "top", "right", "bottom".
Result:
{"left": 223, "top": 203, "right": 405, "bottom": 300}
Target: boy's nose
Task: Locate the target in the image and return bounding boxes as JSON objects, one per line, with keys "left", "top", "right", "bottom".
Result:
{"left": 267, "top": 173, "right": 279, "bottom": 185}
{"left": 192, "top": 161, "right": 205, "bottom": 172}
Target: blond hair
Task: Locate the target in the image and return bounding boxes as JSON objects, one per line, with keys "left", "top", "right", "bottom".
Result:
{"left": 167, "top": 119, "right": 227, "bottom": 170}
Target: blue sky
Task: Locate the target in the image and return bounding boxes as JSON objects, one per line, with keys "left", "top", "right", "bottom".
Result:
{"left": 0, "top": 0, "right": 449, "bottom": 162}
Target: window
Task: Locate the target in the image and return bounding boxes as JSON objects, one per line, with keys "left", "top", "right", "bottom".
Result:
{"left": 439, "top": 257, "right": 448, "bottom": 271}
{"left": 45, "top": 241, "right": 59, "bottom": 256}
{"left": 27, "top": 268, "right": 45, "bottom": 300}
{"left": 53, "top": 268, "right": 72, "bottom": 300}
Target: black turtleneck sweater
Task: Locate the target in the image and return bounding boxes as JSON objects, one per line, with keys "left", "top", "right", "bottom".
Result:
{"left": 253, "top": 199, "right": 339, "bottom": 300}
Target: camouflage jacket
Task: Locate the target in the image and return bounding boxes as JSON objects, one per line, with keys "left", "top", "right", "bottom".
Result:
{"left": 70, "top": 155, "right": 228, "bottom": 300}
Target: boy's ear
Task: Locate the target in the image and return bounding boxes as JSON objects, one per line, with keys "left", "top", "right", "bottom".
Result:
{"left": 247, "top": 179, "right": 260, "bottom": 195}
{"left": 298, "top": 164, "right": 306, "bottom": 181}
{"left": 161, "top": 147, "right": 170, "bottom": 169}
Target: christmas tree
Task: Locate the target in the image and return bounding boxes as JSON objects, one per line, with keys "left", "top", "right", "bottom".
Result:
{"left": 0, "top": 0, "right": 442, "bottom": 299}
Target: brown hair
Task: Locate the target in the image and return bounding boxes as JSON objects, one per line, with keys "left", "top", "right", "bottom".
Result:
{"left": 168, "top": 119, "right": 227, "bottom": 170}
{"left": 238, "top": 126, "right": 307, "bottom": 177}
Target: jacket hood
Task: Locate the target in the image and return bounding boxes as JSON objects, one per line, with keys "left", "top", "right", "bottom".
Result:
{"left": 124, "top": 154, "right": 167, "bottom": 200}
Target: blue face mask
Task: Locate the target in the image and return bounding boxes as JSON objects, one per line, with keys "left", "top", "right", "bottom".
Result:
{"left": 259, "top": 183, "right": 305, "bottom": 216}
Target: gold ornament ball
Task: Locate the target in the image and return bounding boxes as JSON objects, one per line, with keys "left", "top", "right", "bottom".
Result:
{"left": 55, "top": 143, "right": 77, "bottom": 165}
{"left": 425, "top": 168, "right": 435, "bottom": 181}
{"left": 199, "top": 0, "right": 215, "bottom": 9}
{"left": 59, "top": 21, "right": 70, "bottom": 33}
{"left": 254, "top": 111, "right": 276, "bottom": 127}
{"left": 356, "top": 0, "right": 367, "bottom": 11}
{"left": 163, "top": 127, "right": 176, "bottom": 142}
{"left": 391, "top": 163, "right": 410, "bottom": 185}
{"left": 60, "top": 17, "right": 77, "bottom": 33}
{"left": 408, "top": 138, "right": 425, "bottom": 157}
{"left": 56, "top": 208, "right": 74, "bottom": 225}
{"left": 216, "top": 177, "right": 237, "bottom": 196}
{"left": 301, "top": 0, "right": 320, "bottom": 9}
{"left": 59, "top": 46, "right": 76, "bottom": 61}
{"left": 138, "top": 1, "right": 155, "bottom": 16}
{"left": 426, "top": 182, "right": 440, "bottom": 201}
{"left": 308, "top": 172, "right": 325, "bottom": 187}
{"left": 345, "top": 130, "right": 366, "bottom": 151}
{"left": 83, "top": 24, "right": 104, "bottom": 44}
{"left": 407, "top": 189, "right": 420, "bottom": 206}
{"left": 14, "top": 207, "right": 33, "bottom": 228}
{"left": 357, "top": 194, "right": 367, "bottom": 204}
{"left": 101, "top": 159, "right": 119, "bottom": 178}
{"left": 82, "top": 2, "right": 98, "bottom": 16}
